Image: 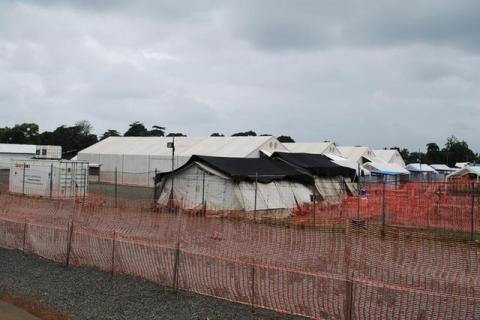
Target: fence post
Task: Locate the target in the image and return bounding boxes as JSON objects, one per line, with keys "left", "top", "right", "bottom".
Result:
{"left": 381, "top": 176, "right": 386, "bottom": 237}
{"left": 312, "top": 188, "right": 316, "bottom": 226}
{"left": 356, "top": 163, "right": 360, "bottom": 220}
{"left": 153, "top": 168, "right": 158, "bottom": 208}
{"left": 254, "top": 173, "right": 258, "bottom": 216}
{"left": 202, "top": 171, "right": 206, "bottom": 215}
{"left": 344, "top": 220, "right": 353, "bottom": 320}
{"left": 22, "top": 162, "right": 26, "bottom": 195}
{"left": 114, "top": 167, "right": 118, "bottom": 208}
{"left": 50, "top": 164, "right": 53, "bottom": 199}
{"left": 172, "top": 240, "right": 180, "bottom": 291}
{"left": 471, "top": 181, "right": 475, "bottom": 241}
{"left": 111, "top": 231, "right": 116, "bottom": 276}
{"left": 22, "top": 217, "right": 27, "bottom": 253}
{"left": 65, "top": 222, "right": 74, "bottom": 267}
{"left": 250, "top": 257, "right": 256, "bottom": 313}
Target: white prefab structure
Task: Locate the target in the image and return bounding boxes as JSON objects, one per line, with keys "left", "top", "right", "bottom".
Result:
{"left": 0, "top": 144, "right": 63, "bottom": 169}
{"left": 9, "top": 159, "right": 88, "bottom": 198}
{"left": 0, "top": 144, "right": 36, "bottom": 169}
{"left": 77, "top": 136, "right": 288, "bottom": 187}
{"left": 35, "top": 145, "right": 62, "bottom": 159}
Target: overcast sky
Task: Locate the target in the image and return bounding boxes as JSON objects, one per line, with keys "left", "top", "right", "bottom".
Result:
{"left": 1, "top": 0, "right": 479, "bottom": 150}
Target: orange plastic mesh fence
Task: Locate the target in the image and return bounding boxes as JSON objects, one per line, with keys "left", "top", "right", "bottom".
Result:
{"left": 0, "top": 182, "right": 479, "bottom": 319}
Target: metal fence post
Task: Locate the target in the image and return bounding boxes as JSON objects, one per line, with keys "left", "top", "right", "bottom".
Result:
{"left": 111, "top": 231, "right": 116, "bottom": 276}
{"left": 471, "top": 181, "right": 475, "bottom": 241}
{"left": 65, "top": 222, "right": 74, "bottom": 267}
{"left": 153, "top": 168, "right": 158, "bottom": 208}
{"left": 382, "top": 176, "right": 386, "bottom": 237}
{"left": 356, "top": 163, "right": 360, "bottom": 220}
{"left": 172, "top": 240, "right": 180, "bottom": 291}
{"left": 22, "top": 217, "right": 27, "bottom": 253}
{"left": 114, "top": 167, "right": 118, "bottom": 208}
{"left": 49, "top": 164, "right": 53, "bottom": 199}
{"left": 251, "top": 257, "right": 256, "bottom": 313}
{"left": 254, "top": 173, "right": 258, "bottom": 216}
{"left": 312, "top": 188, "right": 316, "bottom": 226}
{"left": 22, "top": 162, "right": 26, "bottom": 195}
{"left": 202, "top": 171, "right": 206, "bottom": 215}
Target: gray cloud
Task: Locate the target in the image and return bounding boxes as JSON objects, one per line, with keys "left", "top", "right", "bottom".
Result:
{"left": 0, "top": 0, "right": 479, "bottom": 151}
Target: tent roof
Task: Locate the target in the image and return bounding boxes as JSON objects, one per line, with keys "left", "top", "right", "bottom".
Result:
{"left": 0, "top": 143, "right": 36, "bottom": 154}
{"left": 157, "top": 155, "right": 313, "bottom": 184}
{"left": 373, "top": 149, "right": 406, "bottom": 165}
{"left": 271, "top": 152, "right": 356, "bottom": 177}
{"left": 431, "top": 164, "right": 457, "bottom": 172}
{"left": 447, "top": 166, "right": 480, "bottom": 178}
{"left": 455, "top": 162, "right": 470, "bottom": 168}
{"left": 363, "top": 162, "right": 410, "bottom": 175}
{"left": 283, "top": 142, "right": 335, "bottom": 154}
{"left": 337, "top": 146, "right": 377, "bottom": 162}
{"left": 79, "top": 136, "right": 284, "bottom": 157}
{"left": 406, "top": 163, "right": 438, "bottom": 173}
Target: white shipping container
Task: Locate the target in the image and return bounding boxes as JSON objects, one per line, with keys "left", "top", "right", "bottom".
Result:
{"left": 9, "top": 159, "right": 89, "bottom": 199}
{"left": 35, "top": 145, "right": 62, "bottom": 159}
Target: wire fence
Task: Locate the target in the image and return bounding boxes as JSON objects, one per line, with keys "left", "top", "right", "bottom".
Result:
{"left": 0, "top": 168, "right": 479, "bottom": 319}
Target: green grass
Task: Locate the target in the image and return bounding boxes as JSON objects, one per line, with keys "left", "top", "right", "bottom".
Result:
{"left": 89, "top": 182, "right": 154, "bottom": 200}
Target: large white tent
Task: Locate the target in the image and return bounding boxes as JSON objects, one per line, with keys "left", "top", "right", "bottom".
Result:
{"left": 156, "top": 155, "right": 314, "bottom": 217}
{"left": 282, "top": 142, "right": 343, "bottom": 157}
{"left": 78, "top": 136, "right": 287, "bottom": 186}
{"left": 373, "top": 149, "right": 406, "bottom": 167}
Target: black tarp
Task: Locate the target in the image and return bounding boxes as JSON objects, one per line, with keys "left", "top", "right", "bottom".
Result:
{"left": 156, "top": 155, "right": 314, "bottom": 184}
{"left": 271, "top": 152, "right": 356, "bottom": 177}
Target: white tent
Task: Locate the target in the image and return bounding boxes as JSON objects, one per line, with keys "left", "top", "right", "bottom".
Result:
{"left": 156, "top": 156, "right": 313, "bottom": 217}
{"left": 283, "top": 142, "right": 343, "bottom": 157}
{"left": 447, "top": 166, "right": 480, "bottom": 180}
{"left": 337, "top": 146, "right": 378, "bottom": 164}
{"left": 363, "top": 162, "right": 410, "bottom": 175}
{"left": 78, "top": 136, "right": 288, "bottom": 186}
{"left": 373, "top": 149, "right": 406, "bottom": 167}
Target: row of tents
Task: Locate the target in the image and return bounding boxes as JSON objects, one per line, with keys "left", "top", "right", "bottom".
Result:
{"left": 74, "top": 137, "right": 475, "bottom": 186}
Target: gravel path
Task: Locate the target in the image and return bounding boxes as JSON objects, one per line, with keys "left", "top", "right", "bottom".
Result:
{"left": 0, "top": 248, "right": 303, "bottom": 320}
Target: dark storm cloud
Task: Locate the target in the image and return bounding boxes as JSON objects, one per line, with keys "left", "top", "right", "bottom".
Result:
{"left": 0, "top": 0, "right": 479, "bottom": 150}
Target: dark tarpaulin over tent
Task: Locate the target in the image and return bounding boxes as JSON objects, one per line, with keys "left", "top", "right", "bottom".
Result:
{"left": 271, "top": 152, "right": 356, "bottom": 177}
{"left": 155, "top": 155, "right": 314, "bottom": 184}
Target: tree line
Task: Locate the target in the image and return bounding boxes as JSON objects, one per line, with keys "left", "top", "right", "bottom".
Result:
{"left": 0, "top": 121, "right": 477, "bottom": 166}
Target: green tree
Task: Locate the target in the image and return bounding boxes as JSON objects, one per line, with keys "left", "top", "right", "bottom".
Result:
{"left": 210, "top": 133, "right": 224, "bottom": 137}
{"left": 149, "top": 125, "right": 166, "bottom": 137}
{"left": 166, "top": 133, "right": 186, "bottom": 137}
{"left": 232, "top": 130, "right": 257, "bottom": 137}
{"left": 39, "top": 124, "right": 98, "bottom": 159}
{"left": 425, "top": 142, "right": 444, "bottom": 164}
{"left": 0, "top": 123, "right": 40, "bottom": 144}
{"left": 442, "top": 135, "right": 476, "bottom": 167}
{"left": 100, "top": 129, "right": 121, "bottom": 140}
{"left": 277, "top": 135, "right": 295, "bottom": 143}
{"left": 124, "top": 121, "right": 149, "bottom": 136}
